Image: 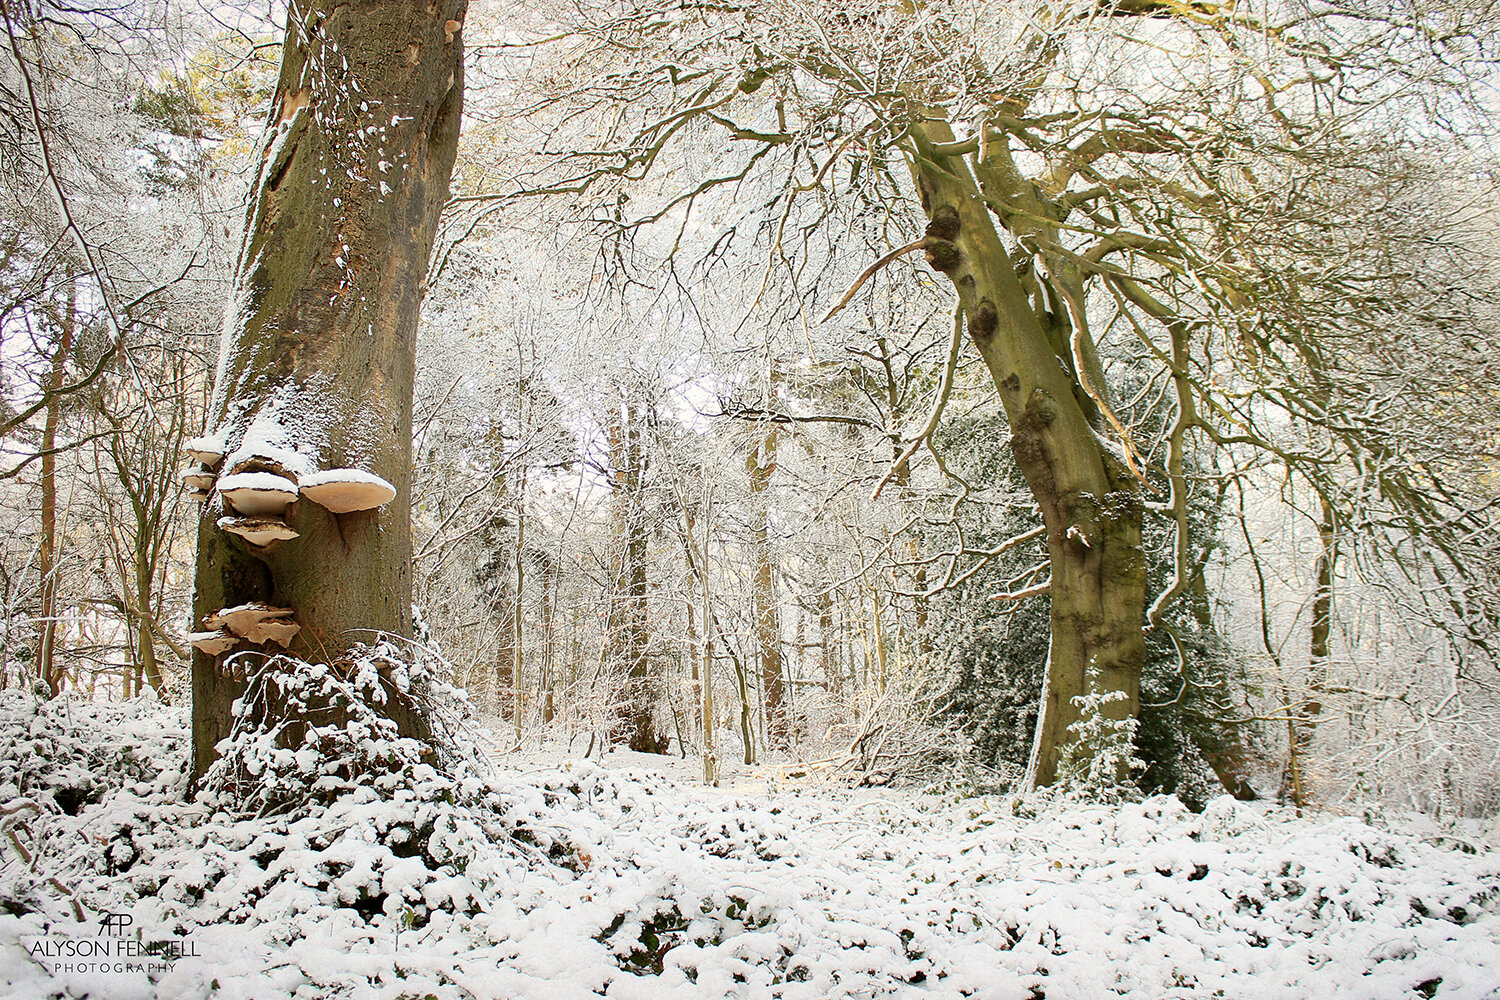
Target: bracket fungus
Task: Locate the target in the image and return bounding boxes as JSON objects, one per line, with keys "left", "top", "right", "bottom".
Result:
{"left": 181, "top": 469, "right": 216, "bottom": 492}
{"left": 203, "top": 602, "right": 300, "bottom": 647}
{"left": 184, "top": 435, "right": 227, "bottom": 469}
{"left": 218, "top": 470, "right": 299, "bottom": 516}
{"left": 190, "top": 629, "right": 238, "bottom": 657}
{"left": 194, "top": 604, "right": 300, "bottom": 674}
{"left": 299, "top": 469, "right": 397, "bottom": 513}
{"left": 218, "top": 515, "right": 299, "bottom": 548}
{"left": 222, "top": 441, "right": 312, "bottom": 482}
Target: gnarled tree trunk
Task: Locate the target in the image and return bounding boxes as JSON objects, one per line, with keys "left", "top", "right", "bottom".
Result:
{"left": 191, "top": 0, "right": 466, "bottom": 781}
{"left": 910, "top": 123, "right": 1147, "bottom": 788}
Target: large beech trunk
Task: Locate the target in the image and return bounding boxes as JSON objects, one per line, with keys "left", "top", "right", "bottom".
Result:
{"left": 910, "top": 126, "right": 1147, "bottom": 788}
{"left": 191, "top": 0, "right": 466, "bottom": 781}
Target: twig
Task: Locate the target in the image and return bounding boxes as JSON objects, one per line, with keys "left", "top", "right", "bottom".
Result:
{"left": 819, "top": 240, "right": 925, "bottom": 324}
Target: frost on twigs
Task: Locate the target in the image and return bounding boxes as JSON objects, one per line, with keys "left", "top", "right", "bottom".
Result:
{"left": 780, "top": 671, "right": 967, "bottom": 788}
{"left": 200, "top": 640, "right": 468, "bottom": 817}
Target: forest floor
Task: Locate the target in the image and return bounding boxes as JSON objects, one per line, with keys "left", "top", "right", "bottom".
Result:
{"left": 1, "top": 693, "right": 1498, "bottom": 999}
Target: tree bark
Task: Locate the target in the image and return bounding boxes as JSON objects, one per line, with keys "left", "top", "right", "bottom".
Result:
{"left": 606, "top": 398, "right": 665, "bottom": 752}
{"left": 1287, "top": 496, "right": 1335, "bottom": 804}
{"left": 191, "top": 0, "right": 466, "bottom": 781}
{"left": 748, "top": 426, "right": 787, "bottom": 748}
{"left": 37, "top": 282, "right": 76, "bottom": 698}
{"left": 909, "top": 124, "right": 1147, "bottom": 788}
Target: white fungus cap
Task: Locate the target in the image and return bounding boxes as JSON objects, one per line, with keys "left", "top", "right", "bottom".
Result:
{"left": 218, "top": 471, "right": 299, "bottom": 516}
{"left": 300, "top": 468, "right": 397, "bottom": 513}
{"left": 204, "top": 602, "right": 300, "bottom": 647}
{"left": 190, "top": 629, "right": 238, "bottom": 657}
{"left": 217, "top": 516, "right": 299, "bottom": 547}
{"left": 184, "top": 434, "right": 227, "bottom": 468}
{"left": 181, "top": 469, "right": 216, "bottom": 491}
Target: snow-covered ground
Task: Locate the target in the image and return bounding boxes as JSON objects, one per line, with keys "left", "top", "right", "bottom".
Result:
{"left": 2, "top": 695, "right": 1498, "bottom": 999}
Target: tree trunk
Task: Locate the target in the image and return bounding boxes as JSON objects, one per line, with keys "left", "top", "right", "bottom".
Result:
{"left": 191, "top": 0, "right": 466, "bottom": 782}
{"left": 817, "top": 588, "right": 840, "bottom": 700}
{"left": 512, "top": 486, "right": 526, "bottom": 746}
{"left": 134, "top": 541, "right": 162, "bottom": 693}
{"left": 909, "top": 124, "right": 1147, "bottom": 788}
{"left": 606, "top": 398, "right": 665, "bottom": 752}
{"left": 37, "top": 282, "right": 76, "bottom": 697}
{"left": 1287, "top": 496, "right": 1336, "bottom": 804}
{"left": 748, "top": 426, "right": 786, "bottom": 748}
{"left": 539, "top": 550, "right": 556, "bottom": 725}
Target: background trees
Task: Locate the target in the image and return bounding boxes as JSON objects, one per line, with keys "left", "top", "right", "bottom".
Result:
{"left": 0, "top": 0, "right": 241, "bottom": 700}
{"left": 450, "top": 0, "right": 1500, "bottom": 789}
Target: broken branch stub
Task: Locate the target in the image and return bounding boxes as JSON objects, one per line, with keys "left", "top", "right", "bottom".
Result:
{"left": 217, "top": 471, "right": 299, "bottom": 516}
{"left": 299, "top": 469, "right": 397, "bottom": 513}
{"left": 217, "top": 516, "right": 298, "bottom": 548}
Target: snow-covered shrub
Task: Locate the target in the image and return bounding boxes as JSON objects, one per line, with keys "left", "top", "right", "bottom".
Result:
{"left": 793, "top": 669, "right": 969, "bottom": 788}
{"left": 5, "top": 683, "right": 1499, "bottom": 999}
{"left": 0, "top": 691, "right": 185, "bottom": 820}
{"left": 0, "top": 691, "right": 188, "bottom": 928}
{"left": 1055, "top": 671, "right": 1147, "bottom": 802}
{"left": 199, "top": 640, "right": 472, "bottom": 816}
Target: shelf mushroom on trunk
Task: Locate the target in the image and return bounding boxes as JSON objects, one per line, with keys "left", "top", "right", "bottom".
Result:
{"left": 184, "top": 434, "right": 226, "bottom": 471}
{"left": 298, "top": 469, "right": 397, "bottom": 514}
{"left": 191, "top": 602, "right": 301, "bottom": 679}
{"left": 181, "top": 468, "right": 215, "bottom": 501}
{"left": 211, "top": 458, "right": 303, "bottom": 550}
{"left": 189, "top": 629, "right": 238, "bottom": 658}
{"left": 203, "top": 602, "right": 301, "bottom": 647}
{"left": 218, "top": 471, "right": 299, "bottom": 516}
{"left": 217, "top": 516, "right": 299, "bottom": 548}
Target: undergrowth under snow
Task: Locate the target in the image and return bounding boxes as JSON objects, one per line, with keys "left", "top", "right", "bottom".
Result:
{"left": 1, "top": 691, "right": 1498, "bottom": 1000}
